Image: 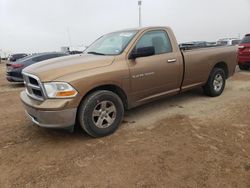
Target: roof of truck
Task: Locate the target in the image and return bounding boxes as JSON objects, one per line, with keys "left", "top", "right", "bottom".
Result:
{"left": 115, "top": 26, "right": 171, "bottom": 32}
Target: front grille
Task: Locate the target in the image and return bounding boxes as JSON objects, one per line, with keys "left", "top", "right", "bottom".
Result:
{"left": 32, "top": 89, "right": 43, "bottom": 97}
{"left": 23, "top": 73, "right": 45, "bottom": 101}
{"left": 29, "top": 77, "right": 39, "bottom": 85}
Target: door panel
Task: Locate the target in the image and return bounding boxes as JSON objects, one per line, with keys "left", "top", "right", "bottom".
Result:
{"left": 127, "top": 30, "right": 183, "bottom": 104}
{"left": 128, "top": 52, "right": 182, "bottom": 102}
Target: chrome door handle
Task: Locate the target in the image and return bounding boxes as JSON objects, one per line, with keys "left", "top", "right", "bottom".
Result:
{"left": 167, "top": 59, "right": 176, "bottom": 63}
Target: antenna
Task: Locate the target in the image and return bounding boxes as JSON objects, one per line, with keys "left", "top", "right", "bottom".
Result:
{"left": 67, "top": 27, "right": 72, "bottom": 48}
{"left": 138, "top": 1, "right": 142, "bottom": 27}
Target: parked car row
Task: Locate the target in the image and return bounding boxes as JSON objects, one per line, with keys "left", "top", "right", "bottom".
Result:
{"left": 217, "top": 38, "right": 241, "bottom": 46}
{"left": 180, "top": 38, "right": 241, "bottom": 50}
{"left": 179, "top": 41, "right": 217, "bottom": 50}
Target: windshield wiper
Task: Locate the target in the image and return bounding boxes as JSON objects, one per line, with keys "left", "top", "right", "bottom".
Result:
{"left": 87, "top": 51, "right": 105, "bottom": 55}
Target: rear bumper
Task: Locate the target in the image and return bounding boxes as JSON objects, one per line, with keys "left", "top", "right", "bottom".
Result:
{"left": 6, "top": 75, "right": 24, "bottom": 82}
{"left": 20, "top": 91, "right": 77, "bottom": 129}
{"left": 238, "top": 61, "right": 250, "bottom": 66}
{"left": 6, "top": 71, "right": 23, "bottom": 82}
{"left": 238, "top": 56, "right": 250, "bottom": 65}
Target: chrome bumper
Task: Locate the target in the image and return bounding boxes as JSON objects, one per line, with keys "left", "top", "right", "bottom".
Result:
{"left": 20, "top": 91, "right": 77, "bottom": 129}
{"left": 24, "top": 105, "right": 77, "bottom": 128}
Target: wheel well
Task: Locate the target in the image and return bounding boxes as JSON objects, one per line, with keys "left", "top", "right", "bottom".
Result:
{"left": 83, "top": 85, "right": 128, "bottom": 109}
{"left": 214, "top": 62, "right": 229, "bottom": 78}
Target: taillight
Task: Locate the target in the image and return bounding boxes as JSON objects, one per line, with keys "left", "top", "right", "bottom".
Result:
{"left": 11, "top": 64, "right": 23, "bottom": 68}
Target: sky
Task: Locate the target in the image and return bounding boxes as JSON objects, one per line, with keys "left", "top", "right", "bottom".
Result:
{"left": 0, "top": 0, "right": 250, "bottom": 56}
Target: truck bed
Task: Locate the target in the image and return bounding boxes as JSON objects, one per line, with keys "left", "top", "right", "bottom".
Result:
{"left": 180, "top": 46, "right": 237, "bottom": 91}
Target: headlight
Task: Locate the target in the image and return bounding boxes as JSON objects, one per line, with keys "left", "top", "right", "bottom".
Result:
{"left": 43, "top": 82, "right": 78, "bottom": 98}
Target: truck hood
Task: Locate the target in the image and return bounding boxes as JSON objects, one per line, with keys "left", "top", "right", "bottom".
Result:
{"left": 23, "top": 54, "right": 115, "bottom": 81}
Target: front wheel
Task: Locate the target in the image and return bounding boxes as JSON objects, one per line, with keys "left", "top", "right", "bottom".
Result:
{"left": 77, "top": 90, "right": 124, "bottom": 137}
{"left": 203, "top": 68, "right": 226, "bottom": 97}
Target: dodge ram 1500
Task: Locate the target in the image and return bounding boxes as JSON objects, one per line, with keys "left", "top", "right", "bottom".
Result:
{"left": 20, "top": 26, "right": 237, "bottom": 137}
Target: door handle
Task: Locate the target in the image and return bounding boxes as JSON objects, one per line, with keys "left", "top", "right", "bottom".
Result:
{"left": 167, "top": 59, "right": 176, "bottom": 63}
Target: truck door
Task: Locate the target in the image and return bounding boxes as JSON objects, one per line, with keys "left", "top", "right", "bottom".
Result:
{"left": 127, "top": 30, "right": 183, "bottom": 103}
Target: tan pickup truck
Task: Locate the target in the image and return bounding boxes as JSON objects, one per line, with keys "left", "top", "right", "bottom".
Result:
{"left": 20, "top": 26, "right": 237, "bottom": 137}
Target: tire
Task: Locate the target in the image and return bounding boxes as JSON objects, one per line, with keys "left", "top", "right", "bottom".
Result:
{"left": 203, "top": 68, "right": 226, "bottom": 97}
{"left": 77, "top": 90, "right": 124, "bottom": 137}
{"left": 239, "top": 64, "right": 249, "bottom": 70}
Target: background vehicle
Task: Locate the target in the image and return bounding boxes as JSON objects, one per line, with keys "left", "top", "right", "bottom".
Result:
{"left": 217, "top": 38, "right": 241, "bottom": 46}
{"left": 8, "top": 53, "right": 28, "bottom": 62}
{"left": 6, "top": 52, "right": 67, "bottom": 82}
{"left": 20, "top": 26, "right": 237, "bottom": 137}
{"left": 69, "top": 50, "right": 83, "bottom": 55}
{"left": 238, "top": 34, "right": 250, "bottom": 70}
{"left": 179, "top": 41, "right": 218, "bottom": 50}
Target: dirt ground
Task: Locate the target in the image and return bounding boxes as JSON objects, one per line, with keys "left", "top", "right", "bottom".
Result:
{"left": 0, "top": 61, "right": 249, "bottom": 188}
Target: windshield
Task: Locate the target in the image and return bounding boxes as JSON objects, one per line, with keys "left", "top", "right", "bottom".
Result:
{"left": 86, "top": 30, "right": 137, "bottom": 55}
{"left": 15, "top": 54, "right": 35, "bottom": 62}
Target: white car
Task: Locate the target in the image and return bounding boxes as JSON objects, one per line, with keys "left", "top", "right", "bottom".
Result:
{"left": 217, "top": 38, "right": 241, "bottom": 46}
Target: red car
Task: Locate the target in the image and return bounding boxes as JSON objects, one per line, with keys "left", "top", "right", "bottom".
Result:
{"left": 238, "top": 34, "right": 250, "bottom": 70}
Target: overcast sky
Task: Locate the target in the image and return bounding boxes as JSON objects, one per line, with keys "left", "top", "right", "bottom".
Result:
{"left": 0, "top": 0, "right": 250, "bottom": 55}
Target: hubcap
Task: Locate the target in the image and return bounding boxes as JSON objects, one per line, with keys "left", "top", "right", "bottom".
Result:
{"left": 213, "top": 74, "right": 223, "bottom": 92}
{"left": 92, "top": 101, "right": 117, "bottom": 128}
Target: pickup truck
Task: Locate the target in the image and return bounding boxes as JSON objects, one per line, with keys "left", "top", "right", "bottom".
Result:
{"left": 20, "top": 26, "right": 237, "bottom": 137}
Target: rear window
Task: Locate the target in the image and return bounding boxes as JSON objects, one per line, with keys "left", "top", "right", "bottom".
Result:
{"left": 241, "top": 36, "right": 250, "bottom": 44}
{"left": 13, "top": 54, "right": 26, "bottom": 59}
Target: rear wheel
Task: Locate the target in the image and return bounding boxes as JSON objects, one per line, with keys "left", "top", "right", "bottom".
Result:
{"left": 239, "top": 64, "right": 249, "bottom": 70}
{"left": 77, "top": 90, "right": 124, "bottom": 137}
{"left": 203, "top": 68, "right": 226, "bottom": 97}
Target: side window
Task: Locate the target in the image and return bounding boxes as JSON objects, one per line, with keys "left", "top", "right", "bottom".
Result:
{"left": 135, "top": 30, "right": 172, "bottom": 54}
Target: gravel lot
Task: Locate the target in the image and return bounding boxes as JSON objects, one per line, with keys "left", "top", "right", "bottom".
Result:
{"left": 0, "top": 61, "right": 249, "bottom": 188}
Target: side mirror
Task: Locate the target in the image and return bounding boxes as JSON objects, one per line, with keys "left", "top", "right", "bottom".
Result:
{"left": 129, "top": 46, "right": 155, "bottom": 59}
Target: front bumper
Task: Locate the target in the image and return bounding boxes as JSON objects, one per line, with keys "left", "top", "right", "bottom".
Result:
{"left": 20, "top": 91, "right": 77, "bottom": 129}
